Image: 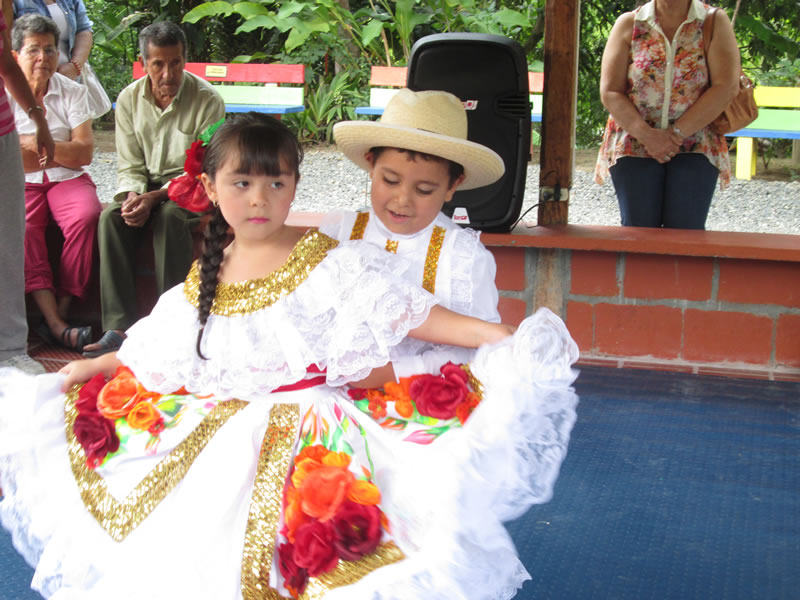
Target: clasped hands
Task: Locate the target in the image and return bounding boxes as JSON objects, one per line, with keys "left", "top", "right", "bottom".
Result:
{"left": 641, "top": 127, "right": 684, "bottom": 164}
{"left": 19, "top": 133, "right": 52, "bottom": 169}
{"left": 121, "top": 190, "right": 168, "bottom": 227}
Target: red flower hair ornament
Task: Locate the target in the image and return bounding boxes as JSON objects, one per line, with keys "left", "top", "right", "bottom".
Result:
{"left": 167, "top": 118, "right": 225, "bottom": 213}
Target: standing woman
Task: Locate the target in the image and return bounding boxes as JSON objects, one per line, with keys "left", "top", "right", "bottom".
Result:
{"left": 0, "top": 3, "right": 54, "bottom": 373}
{"left": 595, "top": 0, "right": 741, "bottom": 229}
{"left": 12, "top": 0, "right": 92, "bottom": 82}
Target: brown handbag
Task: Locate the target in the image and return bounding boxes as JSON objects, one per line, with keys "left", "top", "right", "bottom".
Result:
{"left": 703, "top": 7, "right": 758, "bottom": 134}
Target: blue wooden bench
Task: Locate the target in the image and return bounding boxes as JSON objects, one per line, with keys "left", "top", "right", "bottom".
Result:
{"left": 725, "top": 86, "right": 800, "bottom": 179}
{"left": 131, "top": 62, "right": 305, "bottom": 115}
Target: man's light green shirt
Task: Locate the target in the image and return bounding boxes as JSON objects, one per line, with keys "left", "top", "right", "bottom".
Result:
{"left": 113, "top": 70, "right": 225, "bottom": 202}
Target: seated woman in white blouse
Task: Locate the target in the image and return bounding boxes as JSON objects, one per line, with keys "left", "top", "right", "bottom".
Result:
{"left": 10, "top": 13, "right": 100, "bottom": 351}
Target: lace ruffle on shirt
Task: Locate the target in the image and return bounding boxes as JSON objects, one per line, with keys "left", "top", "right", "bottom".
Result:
{"left": 118, "top": 236, "right": 438, "bottom": 399}
{"left": 447, "top": 224, "right": 482, "bottom": 316}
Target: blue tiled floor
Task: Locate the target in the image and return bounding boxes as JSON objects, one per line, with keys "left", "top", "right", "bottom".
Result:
{"left": 507, "top": 367, "right": 799, "bottom": 600}
{"left": 2, "top": 366, "right": 798, "bottom": 599}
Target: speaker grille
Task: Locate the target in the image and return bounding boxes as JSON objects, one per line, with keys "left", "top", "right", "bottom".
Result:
{"left": 496, "top": 93, "right": 531, "bottom": 119}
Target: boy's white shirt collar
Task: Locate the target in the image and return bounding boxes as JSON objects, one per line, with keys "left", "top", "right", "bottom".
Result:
{"left": 636, "top": 0, "right": 706, "bottom": 25}
{"left": 369, "top": 207, "right": 439, "bottom": 241}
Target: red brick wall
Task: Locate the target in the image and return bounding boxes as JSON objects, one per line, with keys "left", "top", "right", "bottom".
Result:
{"left": 489, "top": 246, "right": 800, "bottom": 382}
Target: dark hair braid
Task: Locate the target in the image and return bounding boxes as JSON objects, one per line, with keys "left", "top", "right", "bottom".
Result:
{"left": 193, "top": 112, "right": 302, "bottom": 358}
{"left": 195, "top": 206, "right": 230, "bottom": 359}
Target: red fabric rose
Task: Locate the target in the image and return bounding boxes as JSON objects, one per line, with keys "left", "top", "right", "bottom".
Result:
{"left": 332, "top": 500, "right": 382, "bottom": 561}
{"left": 184, "top": 140, "right": 206, "bottom": 177}
{"left": 293, "top": 520, "right": 339, "bottom": 577}
{"left": 277, "top": 542, "right": 309, "bottom": 598}
{"left": 75, "top": 373, "right": 106, "bottom": 415}
{"left": 347, "top": 387, "right": 367, "bottom": 401}
{"left": 409, "top": 366, "right": 469, "bottom": 420}
{"left": 440, "top": 362, "right": 469, "bottom": 385}
{"left": 167, "top": 173, "right": 211, "bottom": 213}
{"left": 73, "top": 412, "right": 120, "bottom": 469}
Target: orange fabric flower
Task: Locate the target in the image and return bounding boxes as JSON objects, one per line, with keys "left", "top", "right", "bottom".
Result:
{"left": 456, "top": 392, "right": 482, "bottom": 425}
{"left": 284, "top": 485, "right": 310, "bottom": 542}
{"left": 96, "top": 369, "right": 140, "bottom": 419}
{"left": 398, "top": 376, "right": 418, "bottom": 396}
{"left": 126, "top": 401, "right": 162, "bottom": 431}
{"left": 347, "top": 479, "right": 381, "bottom": 506}
{"left": 366, "top": 390, "right": 387, "bottom": 419}
{"left": 321, "top": 451, "right": 351, "bottom": 468}
{"left": 291, "top": 457, "right": 323, "bottom": 490}
{"left": 384, "top": 381, "right": 414, "bottom": 418}
{"left": 298, "top": 466, "right": 355, "bottom": 522}
{"left": 296, "top": 445, "right": 330, "bottom": 463}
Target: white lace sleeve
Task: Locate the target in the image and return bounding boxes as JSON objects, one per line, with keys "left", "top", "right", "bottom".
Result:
{"left": 118, "top": 242, "right": 439, "bottom": 398}
{"left": 448, "top": 227, "right": 501, "bottom": 323}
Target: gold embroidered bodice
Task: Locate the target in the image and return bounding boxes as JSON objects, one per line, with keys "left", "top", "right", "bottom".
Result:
{"left": 183, "top": 229, "right": 339, "bottom": 316}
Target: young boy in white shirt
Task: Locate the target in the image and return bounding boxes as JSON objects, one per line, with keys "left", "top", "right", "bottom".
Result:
{"left": 320, "top": 88, "right": 507, "bottom": 384}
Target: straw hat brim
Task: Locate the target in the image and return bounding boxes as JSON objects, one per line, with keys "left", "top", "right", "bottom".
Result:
{"left": 333, "top": 121, "right": 505, "bottom": 190}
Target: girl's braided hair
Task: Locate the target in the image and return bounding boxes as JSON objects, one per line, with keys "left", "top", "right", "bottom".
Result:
{"left": 194, "top": 113, "right": 304, "bottom": 358}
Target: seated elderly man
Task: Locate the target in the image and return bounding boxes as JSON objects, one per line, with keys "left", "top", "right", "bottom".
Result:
{"left": 10, "top": 14, "right": 100, "bottom": 352}
{"left": 82, "top": 20, "right": 225, "bottom": 357}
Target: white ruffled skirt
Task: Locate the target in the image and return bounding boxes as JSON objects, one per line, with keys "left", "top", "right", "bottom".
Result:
{"left": 0, "top": 309, "right": 578, "bottom": 600}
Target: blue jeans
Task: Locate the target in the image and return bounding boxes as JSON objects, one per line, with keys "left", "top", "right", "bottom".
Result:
{"left": 609, "top": 154, "right": 719, "bottom": 229}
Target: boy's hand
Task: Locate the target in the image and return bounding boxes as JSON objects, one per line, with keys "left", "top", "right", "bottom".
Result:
{"left": 479, "top": 322, "right": 516, "bottom": 346}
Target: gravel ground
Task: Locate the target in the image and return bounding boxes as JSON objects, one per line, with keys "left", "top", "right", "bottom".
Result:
{"left": 85, "top": 145, "right": 800, "bottom": 234}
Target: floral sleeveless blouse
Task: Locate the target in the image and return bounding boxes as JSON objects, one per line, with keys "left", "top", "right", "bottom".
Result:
{"left": 595, "top": 0, "right": 731, "bottom": 189}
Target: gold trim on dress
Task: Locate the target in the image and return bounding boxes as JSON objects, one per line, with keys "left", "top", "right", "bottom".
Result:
{"left": 184, "top": 230, "right": 339, "bottom": 316}
{"left": 302, "top": 542, "right": 405, "bottom": 599}
{"left": 239, "top": 403, "right": 407, "bottom": 599}
{"left": 384, "top": 240, "right": 399, "bottom": 254}
{"left": 65, "top": 386, "right": 247, "bottom": 543}
{"left": 240, "top": 404, "right": 300, "bottom": 600}
{"left": 422, "top": 226, "right": 446, "bottom": 294}
{"left": 349, "top": 212, "right": 370, "bottom": 240}
{"left": 462, "top": 364, "right": 485, "bottom": 401}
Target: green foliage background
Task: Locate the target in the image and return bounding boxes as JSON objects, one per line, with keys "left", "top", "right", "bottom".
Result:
{"left": 85, "top": 0, "right": 799, "bottom": 146}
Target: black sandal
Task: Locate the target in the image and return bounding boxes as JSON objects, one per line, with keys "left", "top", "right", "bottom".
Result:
{"left": 60, "top": 325, "right": 92, "bottom": 353}
{"left": 82, "top": 329, "right": 125, "bottom": 358}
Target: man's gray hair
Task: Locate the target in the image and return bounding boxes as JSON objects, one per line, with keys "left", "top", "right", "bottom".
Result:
{"left": 139, "top": 21, "right": 187, "bottom": 63}
{"left": 11, "top": 14, "right": 60, "bottom": 51}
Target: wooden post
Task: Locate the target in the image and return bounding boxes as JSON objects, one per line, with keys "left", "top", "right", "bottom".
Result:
{"left": 538, "top": 0, "right": 581, "bottom": 226}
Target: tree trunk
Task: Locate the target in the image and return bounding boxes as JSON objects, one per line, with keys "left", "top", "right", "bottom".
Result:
{"left": 335, "top": 0, "right": 360, "bottom": 73}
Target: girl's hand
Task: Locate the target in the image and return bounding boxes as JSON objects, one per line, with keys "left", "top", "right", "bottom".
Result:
{"left": 59, "top": 353, "right": 122, "bottom": 392}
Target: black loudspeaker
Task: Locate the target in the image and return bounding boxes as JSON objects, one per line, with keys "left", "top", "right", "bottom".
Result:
{"left": 406, "top": 33, "right": 530, "bottom": 233}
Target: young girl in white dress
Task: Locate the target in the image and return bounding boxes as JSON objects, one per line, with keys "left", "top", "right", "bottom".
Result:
{"left": 0, "top": 113, "right": 578, "bottom": 600}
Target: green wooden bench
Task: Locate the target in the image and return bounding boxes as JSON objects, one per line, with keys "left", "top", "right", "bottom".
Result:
{"left": 354, "top": 66, "right": 407, "bottom": 116}
{"left": 131, "top": 62, "right": 305, "bottom": 115}
{"left": 725, "top": 86, "right": 800, "bottom": 179}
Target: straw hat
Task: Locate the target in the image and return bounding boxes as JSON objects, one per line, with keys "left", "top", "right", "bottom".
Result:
{"left": 333, "top": 88, "right": 505, "bottom": 190}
